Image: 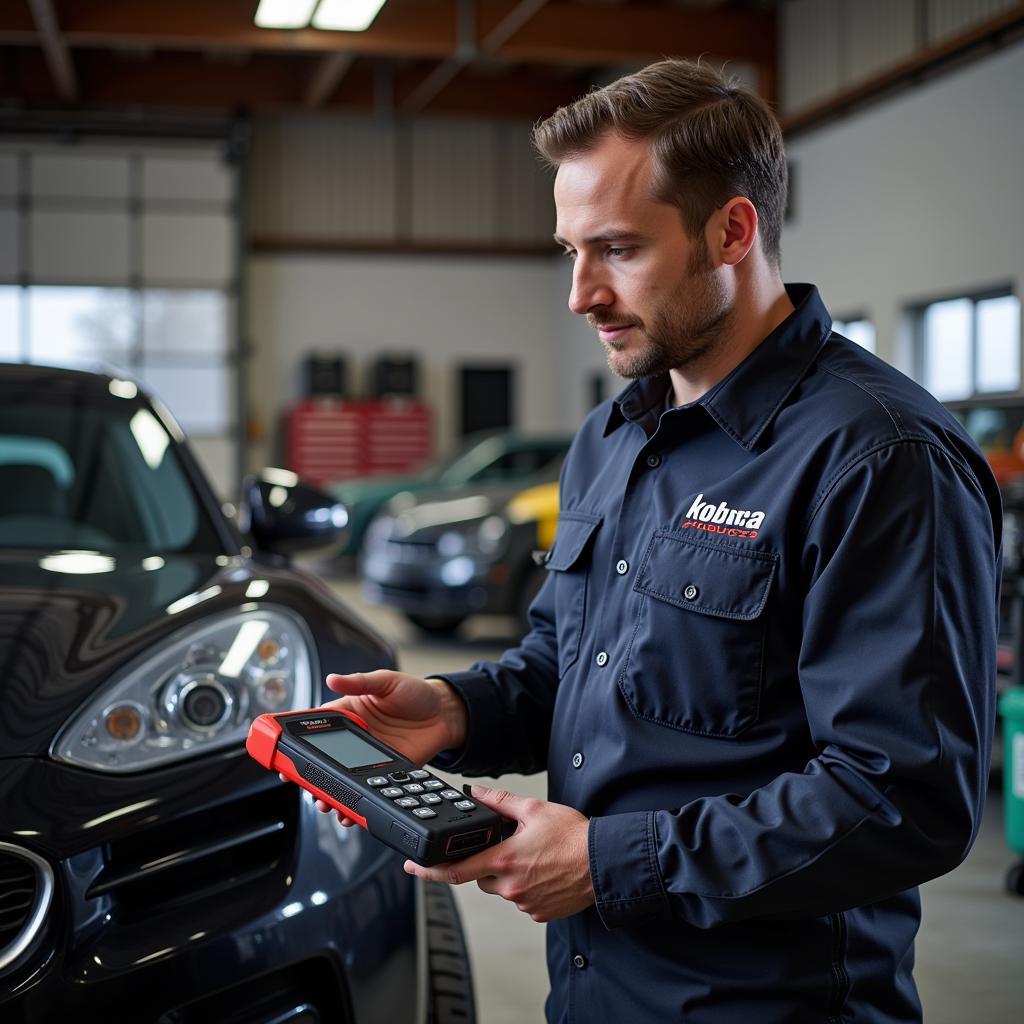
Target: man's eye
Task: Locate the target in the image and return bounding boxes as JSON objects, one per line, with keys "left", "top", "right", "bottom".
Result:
{"left": 607, "top": 247, "right": 632, "bottom": 258}
{"left": 562, "top": 250, "right": 577, "bottom": 261}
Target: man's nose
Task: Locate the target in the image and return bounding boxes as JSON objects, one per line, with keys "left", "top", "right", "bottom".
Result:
{"left": 568, "top": 258, "right": 614, "bottom": 315}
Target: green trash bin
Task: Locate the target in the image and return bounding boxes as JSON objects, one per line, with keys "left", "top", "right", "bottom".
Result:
{"left": 999, "top": 686, "right": 1024, "bottom": 895}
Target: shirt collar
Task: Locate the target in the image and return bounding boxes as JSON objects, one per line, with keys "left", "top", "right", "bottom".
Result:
{"left": 603, "top": 283, "right": 832, "bottom": 449}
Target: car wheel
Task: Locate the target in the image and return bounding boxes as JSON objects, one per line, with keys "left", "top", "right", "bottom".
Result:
{"left": 1006, "top": 859, "right": 1024, "bottom": 897}
{"left": 424, "top": 881, "right": 477, "bottom": 1023}
{"left": 406, "top": 611, "right": 467, "bottom": 636}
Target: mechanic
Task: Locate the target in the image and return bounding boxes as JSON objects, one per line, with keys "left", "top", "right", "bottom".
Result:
{"left": 320, "top": 60, "right": 1002, "bottom": 1023}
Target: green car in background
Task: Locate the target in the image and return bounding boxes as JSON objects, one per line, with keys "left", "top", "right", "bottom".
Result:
{"left": 329, "top": 430, "right": 571, "bottom": 562}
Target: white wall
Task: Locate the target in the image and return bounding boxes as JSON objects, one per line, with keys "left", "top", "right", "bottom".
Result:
{"left": 247, "top": 252, "right": 598, "bottom": 470}
{"left": 781, "top": 39, "right": 1024, "bottom": 372}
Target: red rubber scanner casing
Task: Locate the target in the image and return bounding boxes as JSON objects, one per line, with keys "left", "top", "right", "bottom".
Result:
{"left": 246, "top": 708, "right": 372, "bottom": 829}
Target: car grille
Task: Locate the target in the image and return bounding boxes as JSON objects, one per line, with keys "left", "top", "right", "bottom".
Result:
{"left": 0, "top": 843, "right": 54, "bottom": 974}
{"left": 384, "top": 539, "right": 438, "bottom": 563}
{"left": 86, "top": 784, "right": 297, "bottom": 920}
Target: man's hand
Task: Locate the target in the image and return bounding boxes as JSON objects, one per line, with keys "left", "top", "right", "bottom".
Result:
{"left": 403, "top": 785, "right": 595, "bottom": 923}
{"left": 287, "top": 669, "right": 468, "bottom": 825}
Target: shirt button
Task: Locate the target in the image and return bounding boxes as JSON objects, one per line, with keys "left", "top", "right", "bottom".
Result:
{"left": 683, "top": 584, "right": 699, "bottom": 601}
{"left": 646, "top": 454, "right": 661, "bottom": 469}
{"left": 573, "top": 954, "right": 588, "bottom": 969}
{"left": 572, "top": 752, "right": 584, "bottom": 769}
{"left": 615, "top": 559, "right": 629, "bottom": 575}
{"left": 595, "top": 651, "right": 608, "bottom": 667}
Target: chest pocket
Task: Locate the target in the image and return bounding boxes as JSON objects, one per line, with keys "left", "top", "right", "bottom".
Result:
{"left": 545, "top": 511, "right": 602, "bottom": 678}
{"left": 619, "top": 531, "right": 777, "bottom": 738}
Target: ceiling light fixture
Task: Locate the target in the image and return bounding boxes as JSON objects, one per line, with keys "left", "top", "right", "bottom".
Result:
{"left": 254, "top": 0, "right": 319, "bottom": 30}
{"left": 313, "top": 0, "right": 388, "bottom": 32}
{"left": 254, "top": 0, "right": 388, "bottom": 33}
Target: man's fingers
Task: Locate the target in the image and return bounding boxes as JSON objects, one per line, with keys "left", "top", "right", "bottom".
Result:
{"left": 467, "top": 784, "right": 535, "bottom": 822}
{"left": 325, "top": 670, "right": 396, "bottom": 696}
{"left": 404, "top": 846, "right": 503, "bottom": 885}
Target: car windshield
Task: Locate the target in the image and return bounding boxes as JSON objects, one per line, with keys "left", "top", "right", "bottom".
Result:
{"left": 0, "top": 388, "right": 225, "bottom": 553}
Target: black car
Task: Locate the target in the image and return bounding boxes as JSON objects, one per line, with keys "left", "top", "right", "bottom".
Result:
{"left": 360, "top": 465, "right": 563, "bottom": 637}
{"left": 0, "top": 364, "right": 475, "bottom": 1023}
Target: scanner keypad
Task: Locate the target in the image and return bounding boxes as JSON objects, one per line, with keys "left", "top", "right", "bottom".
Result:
{"left": 379, "top": 773, "right": 479, "bottom": 822}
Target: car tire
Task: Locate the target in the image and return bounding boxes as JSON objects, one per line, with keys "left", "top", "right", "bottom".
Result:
{"left": 405, "top": 612, "right": 467, "bottom": 636}
{"left": 1006, "top": 859, "right": 1024, "bottom": 897}
{"left": 424, "top": 881, "right": 477, "bottom": 1024}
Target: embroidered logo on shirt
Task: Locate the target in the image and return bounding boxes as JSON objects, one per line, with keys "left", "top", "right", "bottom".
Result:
{"left": 682, "top": 493, "right": 764, "bottom": 539}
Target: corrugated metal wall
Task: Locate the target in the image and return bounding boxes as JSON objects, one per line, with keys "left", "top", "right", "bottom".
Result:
{"left": 782, "top": 0, "right": 1019, "bottom": 115}
{"left": 249, "top": 114, "right": 554, "bottom": 246}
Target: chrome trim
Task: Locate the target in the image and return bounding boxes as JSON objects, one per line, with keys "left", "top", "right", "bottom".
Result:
{"left": 0, "top": 842, "right": 54, "bottom": 975}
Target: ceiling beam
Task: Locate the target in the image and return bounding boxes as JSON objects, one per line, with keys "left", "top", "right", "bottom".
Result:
{"left": 27, "top": 0, "right": 77, "bottom": 101}
{"left": 304, "top": 51, "right": 356, "bottom": 108}
{"left": 481, "top": 0, "right": 550, "bottom": 53}
{"left": 0, "top": 0, "right": 456, "bottom": 59}
{"left": 0, "top": 48, "right": 584, "bottom": 122}
{"left": 493, "top": 4, "right": 776, "bottom": 66}
{"left": 399, "top": 0, "right": 478, "bottom": 115}
{"left": 0, "top": 1, "right": 775, "bottom": 67}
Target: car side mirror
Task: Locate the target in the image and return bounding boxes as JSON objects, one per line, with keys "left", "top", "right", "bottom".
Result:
{"left": 239, "top": 469, "right": 349, "bottom": 558}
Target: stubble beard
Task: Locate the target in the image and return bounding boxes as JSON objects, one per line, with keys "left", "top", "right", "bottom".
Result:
{"left": 592, "top": 241, "right": 735, "bottom": 380}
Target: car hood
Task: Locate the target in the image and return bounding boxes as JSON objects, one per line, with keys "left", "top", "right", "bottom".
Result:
{"left": 331, "top": 474, "right": 433, "bottom": 504}
{"left": 380, "top": 479, "right": 541, "bottom": 543}
{"left": 0, "top": 550, "right": 266, "bottom": 757}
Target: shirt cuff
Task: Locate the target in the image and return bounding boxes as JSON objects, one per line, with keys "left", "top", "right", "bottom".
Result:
{"left": 589, "top": 811, "right": 672, "bottom": 930}
{"left": 425, "top": 670, "right": 509, "bottom": 776}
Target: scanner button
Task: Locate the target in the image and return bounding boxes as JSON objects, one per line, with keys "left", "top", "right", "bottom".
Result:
{"left": 380, "top": 787, "right": 404, "bottom": 798}
{"left": 423, "top": 780, "right": 445, "bottom": 790}
{"left": 421, "top": 793, "right": 442, "bottom": 804}
{"left": 440, "top": 789, "right": 462, "bottom": 800}
{"left": 454, "top": 800, "right": 476, "bottom": 811}
{"left": 413, "top": 808, "right": 438, "bottom": 819}
{"left": 403, "top": 783, "right": 425, "bottom": 793}
{"left": 409, "top": 769, "right": 430, "bottom": 779}
{"left": 366, "top": 777, "right": 388, "bottom": 787}
{"left": 396, "top": 797, "right": 420, "bottom": 808}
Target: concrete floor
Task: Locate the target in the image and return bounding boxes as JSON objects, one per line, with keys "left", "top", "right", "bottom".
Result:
{"left": 324, "top": 576, "right": 1023, "bottom": 1024}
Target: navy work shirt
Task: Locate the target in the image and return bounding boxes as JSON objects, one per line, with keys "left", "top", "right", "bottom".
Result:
{"left": 432, "top": 284, "right": 1001, "bottom": 1023}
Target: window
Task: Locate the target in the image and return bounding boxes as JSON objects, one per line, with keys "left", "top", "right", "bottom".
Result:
{"left": 0, "top": 143, "right": 237, "bottom": 440}
{"left": 0, "top": 286, "right": 18, "bottom": 360}
{"left": 2, "top": 285, "right": 230, "bottom": 435}
{"left": 833, "top": 316, "right": 876, "bottom": 354}
{"left": 915, "top": 289, "right": 1021, "bottom": 402}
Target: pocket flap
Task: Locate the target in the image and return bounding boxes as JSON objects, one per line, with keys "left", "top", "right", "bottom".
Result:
{"left": 545, "top": 512, "right": 603, "bottom": 571}
{"left": 634, "top": 531, "right": 776, "bottom": 620}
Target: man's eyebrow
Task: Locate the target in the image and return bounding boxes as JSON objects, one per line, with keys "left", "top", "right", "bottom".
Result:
{"left": 553, "top": 230, "right": 647, "bottom": 247}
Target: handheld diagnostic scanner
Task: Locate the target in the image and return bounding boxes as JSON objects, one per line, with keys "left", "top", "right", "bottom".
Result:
{"left": 246, "top": 708, "right": 504, "bottom": 866}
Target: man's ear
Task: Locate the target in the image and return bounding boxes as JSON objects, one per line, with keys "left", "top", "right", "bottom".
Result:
{"left": 709, "top": 197, "right": 758, "bottom": 267}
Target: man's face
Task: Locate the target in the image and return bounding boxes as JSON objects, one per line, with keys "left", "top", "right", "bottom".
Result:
{"left": 554, "top": 133, "right": 733, "bottom": 380}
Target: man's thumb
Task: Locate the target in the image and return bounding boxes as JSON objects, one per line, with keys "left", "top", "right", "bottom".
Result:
{"left": 326, "top": 670, "right": 391, "bottom": 695}
{"left": 469, "top": 784, "right": 530, "bottom": 819}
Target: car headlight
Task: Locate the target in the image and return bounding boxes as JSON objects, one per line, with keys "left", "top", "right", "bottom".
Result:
{"left": 53, "top": 607, "right": 314, "bottom": 773}
{"left": 365, "top": 515, "right": 395, "bottom": 552}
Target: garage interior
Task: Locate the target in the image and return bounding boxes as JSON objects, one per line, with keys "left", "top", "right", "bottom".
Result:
{"left": 1, "top": 1, "right": 1023, "bottom": 1022}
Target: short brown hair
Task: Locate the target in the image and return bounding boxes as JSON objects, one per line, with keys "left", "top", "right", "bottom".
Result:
{"left": 533, "top": 59, "right": 787, "bottom": 268}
